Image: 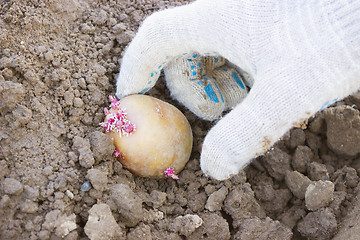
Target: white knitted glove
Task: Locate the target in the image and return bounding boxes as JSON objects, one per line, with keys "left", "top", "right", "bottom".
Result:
{"left": 116, "top": 0, "right": 360, "bottom": 180}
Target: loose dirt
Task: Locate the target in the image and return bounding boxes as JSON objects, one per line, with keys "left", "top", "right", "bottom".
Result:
{"left": 1, "top": 1, "right": 360, "bottom": 239}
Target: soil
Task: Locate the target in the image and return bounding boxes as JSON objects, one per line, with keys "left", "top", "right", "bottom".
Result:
{"left": 1, "top": 0, "right": 360, "bottom": 239}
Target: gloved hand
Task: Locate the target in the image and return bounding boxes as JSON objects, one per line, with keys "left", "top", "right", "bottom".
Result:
{"left": 116, "top": 0, "right": 360, "bottom": 180}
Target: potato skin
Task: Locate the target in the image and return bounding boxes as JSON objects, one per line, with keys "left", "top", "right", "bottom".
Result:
{"left": 105, "top": 95, "right": 193, "bottom": 178}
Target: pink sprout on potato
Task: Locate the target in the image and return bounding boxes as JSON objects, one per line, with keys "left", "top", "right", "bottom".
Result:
{"left": 113, "top": 150, "right": 121, "bottom": 157}
{"left": 164, "top": 168, "right": 179, "bottom": 180}
{"left": 109, "top": 95, "right": 121, "bottom": 110}
{"left": 99, "top": 96, "right": 136, "bottom": 136}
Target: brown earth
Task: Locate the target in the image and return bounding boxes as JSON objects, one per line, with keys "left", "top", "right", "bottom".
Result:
{"left": 1, "top": 0, "right": 360, "bottom": 239}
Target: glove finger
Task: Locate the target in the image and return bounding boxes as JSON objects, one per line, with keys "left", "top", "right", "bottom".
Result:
{"left": 164, "top": 54, "right": 225, "bottom": 120}
{"left": 212, "top": 66, "right": 248, "bottom": 109}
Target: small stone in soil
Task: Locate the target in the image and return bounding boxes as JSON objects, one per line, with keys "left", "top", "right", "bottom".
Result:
{"left": 84, "top": 203, "right": 124, "bottom": 240}
{"left": 297, "top": 208, "right": 337, "bottom": 240}
{"left": 205, "top": 186, "right": 228, "bottom": 211}
{"left": 292, "top": 145, "right": 313, "bottom": 173}
{"left": 110, "top": 184, "right": 144, "bottom": 227}
{"left": 224, "top": 183, "right": 266, "bottom": 228}
{"left": 307, "top": 162, "right": 330, "bottom": 181}
{"left": 324, "top": 106, "right": 360, "bottom": 156}
{"left": 263, "top": 147, "right": 292, "bottom": 181}
{"left": 285, "top": 170, "right": 312, "bottom": 199}
{"left": 81, "top": 181, "right": 92, "bottom": 192}
{"left": 305, "top": 180, "right": 335, "bottom": 211}
{"left": 187, "top": 212, "right": 230, "bottom": 240}
{"left": 86, "top": 168, "right": 108, "bottom": 192}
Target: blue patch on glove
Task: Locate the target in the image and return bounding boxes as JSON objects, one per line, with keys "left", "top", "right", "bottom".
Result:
{"left": 232, "top": 72, "right": 245, "bottom": 90}
{"left": 204, "top": 84, "right": 219, "bottom": 103}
